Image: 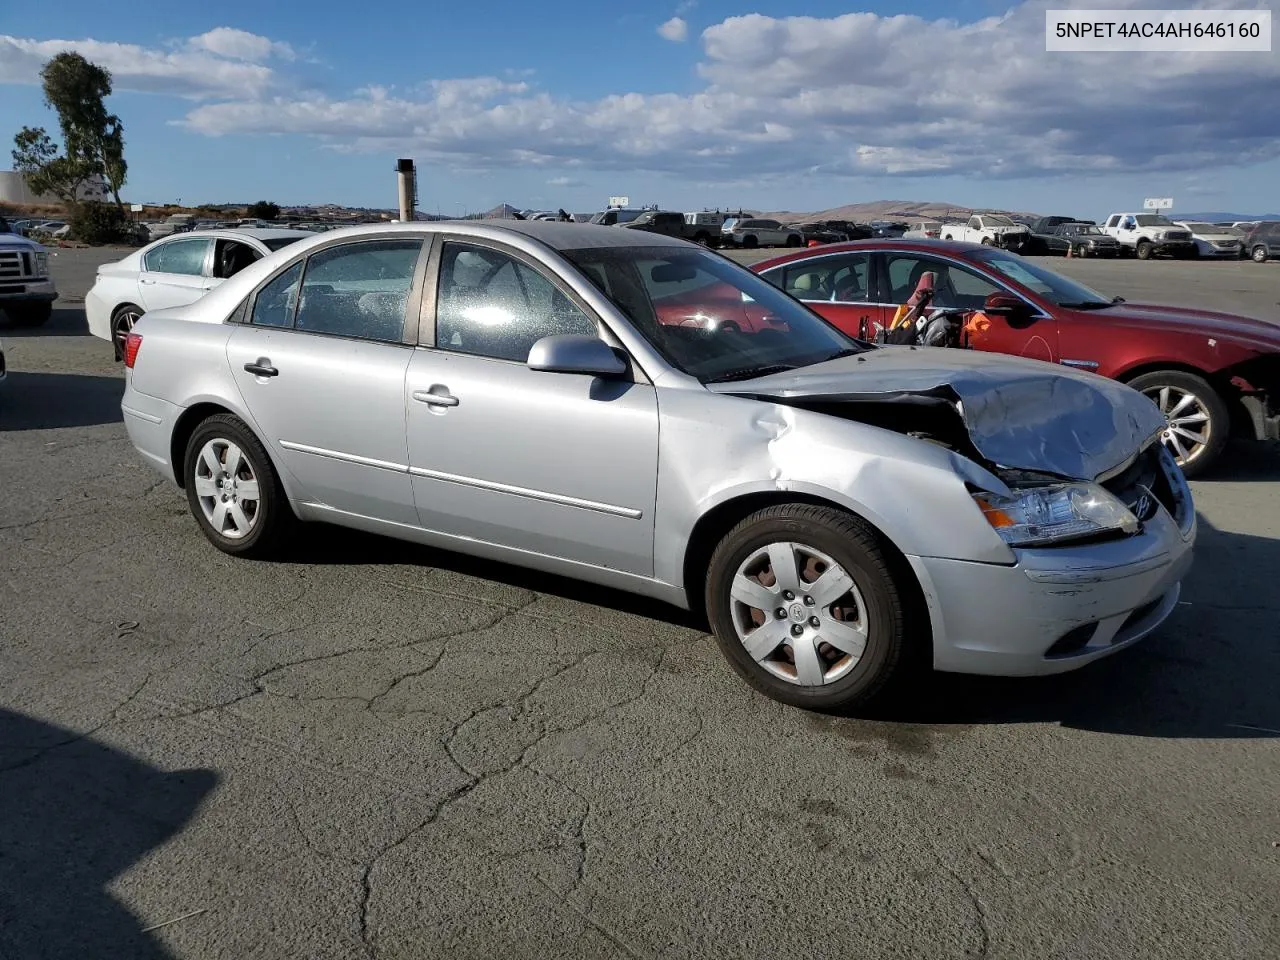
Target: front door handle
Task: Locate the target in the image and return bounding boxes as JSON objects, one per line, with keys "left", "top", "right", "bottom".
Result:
{"left": 412, "top": 388, "right": 459, "bottom": 407}
{"left": 244, "top": 359, "right": 278, "bottom": 377}
{"left": 139, "top": 277, "right": 156, "bottom": 285}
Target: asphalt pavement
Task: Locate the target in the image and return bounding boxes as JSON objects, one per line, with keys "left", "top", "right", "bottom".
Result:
{"left": 1, "top": 246, "right": 1278, "bottom": 960}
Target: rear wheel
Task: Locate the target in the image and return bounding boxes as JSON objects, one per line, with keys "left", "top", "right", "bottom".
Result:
{"left": 785, "top": 234, "right": 803, "bottom": 247}
{"left": 980, "top": 237, "right": 993, "bottom": 246}
{"left": 1136, "top": 239, "right": 1153, "bottom": 260}
{"left": 6, "top": 301, "right": 52, "bottom": 328}
{"left": 183, "top": 413, "right": 296, "bottom": 558}
{"left": 741, "top": 235, "right": 758, "bottom": 249}
{"left": 1253, "top": 245, "right": 1269, "bottom": 263}
{"left": 1127, "top": 370, "right": 1229, "bottom": 478}
{"left": 705, "top": 504, "right": 919, "bottom": 711}
{"left": 110, "top": 304, "right": 143, "bottom": 361}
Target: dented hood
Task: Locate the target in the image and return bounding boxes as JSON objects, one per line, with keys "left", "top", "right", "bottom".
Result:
{"left": 708, "top": 347, "right": 1166, "bottom": 480}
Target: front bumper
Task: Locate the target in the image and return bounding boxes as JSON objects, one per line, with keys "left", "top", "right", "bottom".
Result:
{"left": 1153, "top": 240, "right": 1195, "bottom": 254}
{"left": 0, "top": 278, "right": 57, "bottom": 302}
{"left": 995, "top": 233, "right": 1031, "bottom": 250}
{"left": 908, "top": 490, "right": 1195, "bottom": 677}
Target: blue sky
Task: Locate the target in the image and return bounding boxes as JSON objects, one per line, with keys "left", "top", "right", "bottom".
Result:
{"left": 2, "top": 0, "right": 1277, "bottom": 217}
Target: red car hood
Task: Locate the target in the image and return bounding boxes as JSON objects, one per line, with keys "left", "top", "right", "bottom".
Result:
{"left": 1081, "top": 302, "right": 1280, "bottom": 349}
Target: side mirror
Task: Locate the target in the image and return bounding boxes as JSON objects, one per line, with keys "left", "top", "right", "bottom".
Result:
{"left": 982, "top": 293, "right": 1030, "bottom": 316}
{"left": 527, "top": 334, "right": 628, "bottom": 378}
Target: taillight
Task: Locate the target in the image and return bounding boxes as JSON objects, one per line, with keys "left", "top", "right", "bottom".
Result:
{"left": 123, "top": 332, "right": 143, "bottom": 368}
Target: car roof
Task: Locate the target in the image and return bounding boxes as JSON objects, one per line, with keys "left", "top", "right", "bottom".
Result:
{"left": 748, "top": 237, "right": 992, "bottom": 270}
{"left": 190, "top": 228, "right": 314, "bottom": 242}
{"left": 300, "top": 219, "right": 692, "bottom": 251}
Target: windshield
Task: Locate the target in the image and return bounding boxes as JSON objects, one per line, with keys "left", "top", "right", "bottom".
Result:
{"left": 1063, "top": 224, "right": 1102, "bottom": 235}
{"left": 262, "top": 236, "right": 306, "bottom": 251}
{"left": 971, "top": 249, "right": 1114, "bottom": 307}
{"left": 561, "top": 245, "right": 861, "bottom": 382}
{"left": 1134, "top": 215, "right": 1175, "bottom": 227}
{"left": 1181, "top": 222, "right": 1216, "bottom": 232}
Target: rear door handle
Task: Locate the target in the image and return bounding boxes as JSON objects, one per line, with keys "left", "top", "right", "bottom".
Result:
{"left": 139, "top": 277, "right": 156, "bottom": 285}
{"left": 244, "top": 359, "right": 278, "bottom": 377}
{"left": 412, "top": 389, "right": 459, "bottom": 407}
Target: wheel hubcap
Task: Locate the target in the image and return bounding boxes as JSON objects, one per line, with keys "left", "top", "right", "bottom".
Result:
{"left": 729, "top": 542, "right": 868, "bottom": 687}
{"left": 114, "top": 312, "right": 139, "bottom": 352}
{"left": 193, "top": 438, "right": 261, "bottom": 539}
{"left": 1143, "top": 385, "right": 1211, "bottom": 466}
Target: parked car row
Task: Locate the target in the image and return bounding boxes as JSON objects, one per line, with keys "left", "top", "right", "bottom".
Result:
{"left": 1018, "top": 212, "right": 1279, "bottom": 262}
{"left": 116, "top": 220, "right": 1200, "bottom": 714}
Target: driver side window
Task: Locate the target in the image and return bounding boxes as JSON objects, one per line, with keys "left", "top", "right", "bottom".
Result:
{"left": 881, "top": 254, "right": 1002, "bottom": 310}
{"left": 435, "top": 243, "right": 598, "bottom": 362}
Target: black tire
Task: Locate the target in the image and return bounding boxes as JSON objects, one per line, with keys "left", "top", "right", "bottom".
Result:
{"left": 183, "top": 413, "right": 296, "bottom": 558}
{"left": 980, "top": 237, "right": 993, "bottom": 246}
{"left": 942, "top": 234, "right": 954, "bottom": 241}
{"left": 705, "top": 504, "right": 919, "bottom": 712}
{"left": 1185, "top": 247, "right": 1200, "bottom": 260}
{"left": 1252, "top": 245, "right": 1269, "bottom": 263}
{"left": 693, "top": 231, "right": 712, "bottom": 246}
{"left": 741, "top": 235, "right": 758, "bottom": 249}
{"left": 785, "top": 234, "right": 803, "bottom": 248}
{"left": 1125, "top": 370, "right": 1230, "bottom": 478}
{"left": 1135, "top": 239, "right": 1153, "bottom": 260}
{"left": 6, "top": 301, "right": 53, "bottom": 328}
{"left": 110, "top": 303, "right": 143, "bottom": 361}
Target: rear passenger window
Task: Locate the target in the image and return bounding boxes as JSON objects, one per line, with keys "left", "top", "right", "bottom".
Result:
{"left": 294, "top": 240, "right": 423, "bottom": 342}
{"left": 251, "top": 261, "right": 303, "bottom": 328}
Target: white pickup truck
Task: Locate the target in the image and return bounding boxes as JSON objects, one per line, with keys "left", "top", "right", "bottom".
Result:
{"left": 1100, "top": 213, "right": 1196, "bottom": 260}
{"left": 939, "top": 214, "right": 1031, "bottom": 250}
{"left": 0, "top": 216, "right": 58, "bottom": 327}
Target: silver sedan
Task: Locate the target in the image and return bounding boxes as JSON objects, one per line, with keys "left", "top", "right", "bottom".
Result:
{"left": 120, "top": 221, "right": 1196, "bottom": 711}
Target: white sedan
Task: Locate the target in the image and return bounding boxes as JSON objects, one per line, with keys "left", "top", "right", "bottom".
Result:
{"left": 1173, "top": 221, "right": 1243, "bottom": 259}
{"left": 86, "top": 228, "right": 310, "bottom": 359}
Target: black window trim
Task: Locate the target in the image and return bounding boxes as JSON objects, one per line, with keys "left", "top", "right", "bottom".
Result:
{"left": 419, "top": 234, "right": 648, "bottom": 384}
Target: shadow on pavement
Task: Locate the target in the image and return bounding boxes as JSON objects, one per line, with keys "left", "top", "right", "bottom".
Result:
{"left": 287, "top": 513, "right": 1277, "bottom": 740}
{"left": 1215, "top": 440, "right": 1280, "bottom": 481}
{"left": 0, "top": 371, "right": 123, "bottom": 430}
{"left": 0, "top": 306, "right": 90, "bottom": 338}
{"left": 0, "top": 707, "right": 218, "bottom": 958}
{"left": 856, "top": 515, "right": 1280, "bottom": 739}
{"left": 285, "top": 523, "right": 706, "bottom": 630}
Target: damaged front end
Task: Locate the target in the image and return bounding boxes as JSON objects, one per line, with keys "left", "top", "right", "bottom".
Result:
{"left": 710, "top": 348, "right": 1184, "bottom": 551}
{"left": 712, "top": 348, "right": 1168, "bottom": 482}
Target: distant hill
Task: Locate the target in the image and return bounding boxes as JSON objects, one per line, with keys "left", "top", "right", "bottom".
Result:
{"left": 1176, "top": 211, "right": 1280, "bottom": 222}
{"left": 759, "top": 200, "right": 1040, "bottom": 222}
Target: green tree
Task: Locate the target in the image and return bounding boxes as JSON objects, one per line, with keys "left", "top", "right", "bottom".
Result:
{"left": 39, "top": 52, "right": 127, "bottom": 209}
{"left": 247, "top": 201, "right": 281, "bottom": 220}
{"left": 10, "top": 125, "right": 94, "bottom": 203}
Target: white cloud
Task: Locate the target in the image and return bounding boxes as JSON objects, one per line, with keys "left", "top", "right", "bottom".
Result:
{"left": 547, "top": 176, "right": 583, "bottom": 187}
{"left": 658, "top": 17, "right": 689, "bottom": 42}
{"left": 187, "top": 27, "right": 294, "bottom": 62}
{"left": 0, "top": 31, "right": 279, "bottom": 99}
{"left": 5, "top": 2, "right": 1277, "bottom": 186}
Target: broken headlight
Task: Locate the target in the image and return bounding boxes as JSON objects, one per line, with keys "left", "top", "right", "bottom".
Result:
{"left": 972, "top": 482, "right": 1139, "bottom": 548}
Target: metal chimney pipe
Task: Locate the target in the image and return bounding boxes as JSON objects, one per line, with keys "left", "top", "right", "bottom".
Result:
{"left": 395, "top": 158, "right": 416, "bottom": 222}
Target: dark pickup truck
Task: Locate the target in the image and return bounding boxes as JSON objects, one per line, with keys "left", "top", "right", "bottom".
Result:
{"left": 1029, "top": 219, "right": 1120, "bottom": 257}
{"left": 619, "top": 211, "right": 721, "bottom": 246}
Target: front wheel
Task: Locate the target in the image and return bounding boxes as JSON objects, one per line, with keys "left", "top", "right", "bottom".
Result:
{"left": 785, "top": 234, "right": 803, "bottom": 247}
{"left": 1127, "top": 370, "right": 1230, "bottom": 478}
{"left": 6, "top": 301, "right": 53, "bottom": 328}
{"left": 980, "top": 237, "right": 993, "bottom": 246}
{"left": 705, "top": 504, "right": 918, "bottom": 711}
{"left": 741, "top": 235, "right": 758, "bottom": 249}
{"left": 1253, "top": 245, "right": 1269, "bottom": 263}
{"left": 183, "top": 413, "right": 296, "bottom": 558}
{"left": 1135, "top": 240, "right": 1153, "bottom": 260}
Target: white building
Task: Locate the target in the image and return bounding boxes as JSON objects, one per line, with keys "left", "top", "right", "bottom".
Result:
{"left": 0, "top": 170, "right": 110, "bottom": 205}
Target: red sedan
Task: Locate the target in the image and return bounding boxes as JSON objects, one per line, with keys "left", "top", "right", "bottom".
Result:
{"left": 751, "top": 239, "right": 1280, "bottom": 476}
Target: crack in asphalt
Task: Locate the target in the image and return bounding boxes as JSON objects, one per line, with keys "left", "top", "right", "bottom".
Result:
{"left": 355, "top": 637, "right": 677, "bottom": 959}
